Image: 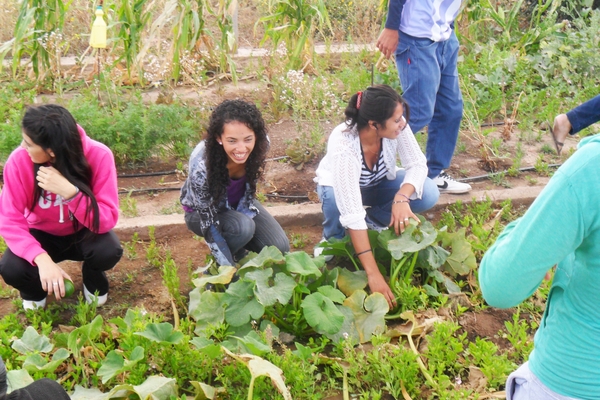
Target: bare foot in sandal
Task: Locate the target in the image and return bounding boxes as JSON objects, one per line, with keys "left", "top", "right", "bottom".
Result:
{"left": 552, "top": 114, "right": 572, "bottom": 155}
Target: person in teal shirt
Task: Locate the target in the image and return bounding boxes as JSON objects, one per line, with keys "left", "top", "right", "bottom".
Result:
{"left": 479, "top": 134, "right": 600, "bottom": 400}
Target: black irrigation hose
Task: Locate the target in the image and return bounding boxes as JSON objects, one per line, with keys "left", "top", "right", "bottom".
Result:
{"left": 118, "top": 187, "right": 312, "bottom": 200}
{"left": 266, "top": 156, "right": 290, "bottom": 162}
{"left": 0, "top": 162, "right": 565, "bottom": 198}
{"left": 118, "top": 170, "right": 178, "bottom": 178}
{"left": 457, "top": 163, "right": 563, "bottom": 183}
{"left": 480, "top": 120, "right": 518, "bottom": 127}
{"left": 265, "top": 193, "right": 310, "bottom": 200}
{"left": 115, "top": 158, "right": 289, "bottom": 178}
{"left": 118, "top": 187, "right": 181, "bottom": 194}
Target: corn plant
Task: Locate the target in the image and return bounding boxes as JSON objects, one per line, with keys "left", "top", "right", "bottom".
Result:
{"left": 256, "top": 0, "right": 333, "bottom": 69}
{"left": 0, "top": 0, "right": 69, "bottom": 79}
{"left": 109, "top": 0, "right": 152, "bottom": 81}
{"left": 139, "top": 0, "right": 215, "bottom": 83}
{"left": 464, "top": 0, "right": 561, "bottom": 52}
{"left": 215, "top": 0, "right": 238, "bottom": 83}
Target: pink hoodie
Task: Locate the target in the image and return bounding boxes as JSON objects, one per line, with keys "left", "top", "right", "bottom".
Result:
{"left": 0, "top": 125, "right": 119, "bottom": 265}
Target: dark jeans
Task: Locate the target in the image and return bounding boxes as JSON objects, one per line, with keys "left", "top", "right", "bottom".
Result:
{"left": 0, "top": 229, "right": 123, "bottom": 301}
{"left": 185, "top": 200, "right": 290, "bottom": 258}
{"left": 566, "top": 94, "right": 600, "bottom": 135}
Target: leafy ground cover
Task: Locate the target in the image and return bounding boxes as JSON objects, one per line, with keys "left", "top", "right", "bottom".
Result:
{"left": 0, "top": 197, "right": 547, "bottom": 399}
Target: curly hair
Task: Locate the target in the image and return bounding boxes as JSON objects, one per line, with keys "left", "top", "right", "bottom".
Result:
{"left": 22, "top": 104, "right": 100, "bottom": 234}
{"left": 204, "top": 99, "right": 269, "bottom": 206}
{"left": 345, "top": 84, "right": 410, "bottom": 132}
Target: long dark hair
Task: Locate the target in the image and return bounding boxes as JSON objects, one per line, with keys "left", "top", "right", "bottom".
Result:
{"left": 23, "top": 104, "right": 100, "bottom": 234}
{"left": 344, "top": 84, "right": 410, "bottom": 132}
{"left": 204, "top": 100, "right": 269, "bottom": 205}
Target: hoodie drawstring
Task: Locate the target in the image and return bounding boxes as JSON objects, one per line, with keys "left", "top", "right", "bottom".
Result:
{"left": 59, "top": 198, "right": 64, "bottom": 223}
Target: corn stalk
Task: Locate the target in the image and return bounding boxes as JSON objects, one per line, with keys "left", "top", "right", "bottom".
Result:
{"left": 216, "top": 0, "right": 238, "bottom": 83}
{"left": 110, "top": 0, "right": 152, "bottom": 81}
{"left": 0, "top": 0, "right": 70, "bottom": 79}
{"left": 138, "top": 0, "right": 215, "bottom": 83}
{"left": 256, "top": 0, "right": 333, "bottom": 69}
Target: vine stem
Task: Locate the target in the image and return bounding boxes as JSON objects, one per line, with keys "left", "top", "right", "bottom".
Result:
{"left": 405, "top": 315, "right": 437, "bottom": 391}
{"left": 248, "top": 376, "right": 255, "bottom": 400}
{"left": 263, "top": 307, "right": 295, "bottom": 332}
{"left": 403, "top": 252, "right": 419, "bottom": 283}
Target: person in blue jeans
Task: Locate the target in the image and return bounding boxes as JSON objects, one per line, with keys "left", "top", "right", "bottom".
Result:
{"left": 376, "top": 0, "right": 471, "bottom": 194}
{"left": 552, "top": 94, "right": 600, "bottom": 155}
{"left": 314, "top": 85, "right": 439, "bottom": 308}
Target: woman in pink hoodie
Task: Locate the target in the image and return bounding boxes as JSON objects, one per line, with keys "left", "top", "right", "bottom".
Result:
{"left": 0, "top": 104, "right": 122, "bottom": 310}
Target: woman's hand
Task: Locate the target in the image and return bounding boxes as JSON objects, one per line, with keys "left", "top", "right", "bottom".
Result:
{"left": 36, "top": 166, "right": 78, "bottom": 200}
{"left": 34, "top": 253, "right": 72, "bottom": 300}
{"left": 348, "top": 230, "right": 397, "bottom": 309}
{"left": 389, "top": 201, "right": 418, "bottom": 235}
{"left": 368, "top": 271, "right": 397, "bottom": 309}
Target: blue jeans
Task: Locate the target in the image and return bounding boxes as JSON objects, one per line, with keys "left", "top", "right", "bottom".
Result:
{"left": 566, "top": 94, "right": 600, "bottom": 135}
{"left": 317, "top": 171, "right": 440, "bottom": 240}
{"left": 395, "top": 31, "right": 463, "bottom": 178}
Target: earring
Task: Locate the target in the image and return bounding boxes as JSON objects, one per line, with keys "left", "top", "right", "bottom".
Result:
{"left": 218, "top": 142, "right": 222, "bottom": 145}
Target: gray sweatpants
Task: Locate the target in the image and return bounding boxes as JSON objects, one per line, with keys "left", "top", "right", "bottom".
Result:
{"left": 507, "top": 362, "right": 579, "bottom": 400}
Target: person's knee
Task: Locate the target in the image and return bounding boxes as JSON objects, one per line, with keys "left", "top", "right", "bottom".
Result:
{"left": 231, "top": 216, "right": 257, "bottom": 244}
{"left": 412, "top": 179, "right": 440, "bottom": 213}
{"left": 273, "top": 235, "right": 290, "bottom": 254}
{"left": 86, "top": 234, "right": 123, "bottom": 269}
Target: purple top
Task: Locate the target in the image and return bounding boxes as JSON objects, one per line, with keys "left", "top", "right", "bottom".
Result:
{"left": 227, "top": 175, "right": 247, "bottom": 209}
{"left": 181, "top": 175, "right": 248, "bottom": 213}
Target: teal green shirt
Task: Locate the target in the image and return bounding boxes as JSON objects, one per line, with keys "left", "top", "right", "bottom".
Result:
{"left": 480, "top": 135, "right": 600, "bottom": 399}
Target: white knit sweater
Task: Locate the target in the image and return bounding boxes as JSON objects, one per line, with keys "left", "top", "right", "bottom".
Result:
{"left": 314, "top": 122, "right": 428, "bottom": 231}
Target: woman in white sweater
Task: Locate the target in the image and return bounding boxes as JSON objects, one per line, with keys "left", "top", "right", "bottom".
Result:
{"left": 314, "top": 85, "right": 439, "bottom": 307}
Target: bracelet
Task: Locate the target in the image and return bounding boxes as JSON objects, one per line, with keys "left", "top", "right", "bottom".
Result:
{"left": 356, "top": 249, "right": 372, "bottom": 257}
{"left": 392, "top": 200, "right": 409, "bottom": 205}
{"left": 63, "top": 186, "right": 80, "bottom": 204}
{"left": 395, "top": 193, "right": 411, "bottom": 202}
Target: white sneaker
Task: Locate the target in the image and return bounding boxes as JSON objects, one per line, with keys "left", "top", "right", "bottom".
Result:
{"left": 313, "top": 238, "right": 334, "bottom": 262}
{"left": 23, "top": 297, "right": 47, "bottom": 310}
{"left": 433, "top": 171, "right": 472, "bottom": 194}
{"left": 83, "top": 285, "right": 108, "bottom": 306}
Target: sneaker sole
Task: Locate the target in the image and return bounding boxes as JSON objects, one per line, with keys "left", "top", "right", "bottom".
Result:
{"left": 438, "top": 187, "right": 471, "bottom": 194}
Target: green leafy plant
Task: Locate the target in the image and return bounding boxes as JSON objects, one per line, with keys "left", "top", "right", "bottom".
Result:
{"left": 189, "top": 246, "right": 388, "bottom": 344}
{"left": 534, "top": 155, "right": 551, "bottom": 176}
{"left": 256, "top": 0, "right": 333, "bottom": 68}
{"left": 502, "top": 310, "right": 537, "bottom": 363}
{"left": 467, "top": 337, "right": 517, "bottom": 390}
{"left": 289, "top": 233, "right": 309, "bottom": 249}
{"left": 285, "top": 124, "right": 327, "bottom": 169}
{"left": 376, "top": 217, "right": 476, "bottom": 317}
{"left": 120, "top": 190, "right": 139, "bottom": 218}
